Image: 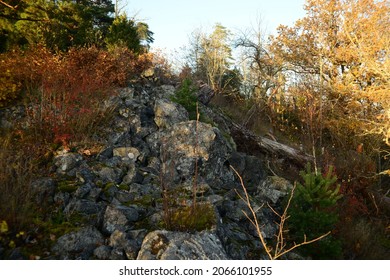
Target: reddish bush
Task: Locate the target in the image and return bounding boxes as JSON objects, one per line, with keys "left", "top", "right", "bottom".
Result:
{"left": 1, "top": 46, "right": 153, "bottom": 147}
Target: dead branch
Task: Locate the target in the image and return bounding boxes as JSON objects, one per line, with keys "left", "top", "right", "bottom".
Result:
{"left": 0, "top": 0, "right": 20, "bottom": 10}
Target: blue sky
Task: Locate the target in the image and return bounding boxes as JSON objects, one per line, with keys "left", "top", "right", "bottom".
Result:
{"left": 123, "top": 0, "right": 307, "bottom": 51}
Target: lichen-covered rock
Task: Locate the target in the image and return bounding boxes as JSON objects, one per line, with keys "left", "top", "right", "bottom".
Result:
{"left": 154, "top": 84, "right": 176, "bottom": 99}
{"left": 93, "top": 245, "right": 112, "bottom": 260}
{"left": 113, "top": 147, "right": 140, "bottom": 161}
{"left": 216, "top": 221, "right": 259, "bottom": 260}
{"left": 54, "top": 152, "right": 83, "bottom": 174}
{"left": 52, "top": 226, "right": 104, "bottom": 259}
{"left": 64, "top": 198, "right": 104, "bottom": 216}
{"left": 256, "top": 176, "right": 293, "bottom": 204}
{"left": 160, "top": 121, "right": 233, "bottom": 189}
{"left": 103, "top": 205, "right": 139, "bottom": 234}
{"left": 94, "top": 165, "right": 124, "bottom": 184}
{"left": 154, "top": 99, "right": 189, "bottom": 129}
{"left": 109, "top": 229, "right": 139, "bottom": 259}
{"left": 137, "top": 230, "right": 229, "bottom": 260}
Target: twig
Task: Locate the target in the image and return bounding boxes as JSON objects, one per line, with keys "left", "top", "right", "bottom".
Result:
{"left": 192, "top": 102, "right": 200, "bottom": 208}
{"left": 0, "top": 0, "right": 20, "bottom": 10}
{"left": 230, "top": 165, "right": 273, "bottom": 259}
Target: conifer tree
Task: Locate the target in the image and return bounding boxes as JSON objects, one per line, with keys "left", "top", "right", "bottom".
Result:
{"left": 288, "top": 163, "right": 343, "bottom": 259}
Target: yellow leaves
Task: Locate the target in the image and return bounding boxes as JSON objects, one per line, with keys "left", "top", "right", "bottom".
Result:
{"left": 0, "top": 68, "right": 22, "bottom": 107}
{"left": 8, "top": 240, "right": 15, "bottom": 249}
{"left": 0, "top": 220, "right": 8, "bottom": 234}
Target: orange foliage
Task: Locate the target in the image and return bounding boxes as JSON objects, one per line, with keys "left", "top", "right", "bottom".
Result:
{"left": 0, "top": 46, "right": 153, "bottom": 146}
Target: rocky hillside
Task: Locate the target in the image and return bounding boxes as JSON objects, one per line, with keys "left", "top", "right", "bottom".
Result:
{"left": 1, "top": 80, "right": 308, "bottom": 260}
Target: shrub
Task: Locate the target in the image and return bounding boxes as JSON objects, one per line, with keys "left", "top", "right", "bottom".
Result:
{"left": 0, "top": 46, "right": 153, "bottom": 147}
{"left": 287, "top": 163, "right": 343, "bottom": 259}
{"left": 171, "top": 78, "right": 199, "bottom": 120}
{"left": 0, "top": 69, "right": 21, "bottom": 107}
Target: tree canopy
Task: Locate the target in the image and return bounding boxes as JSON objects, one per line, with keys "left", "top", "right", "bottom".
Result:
{"left": 0, "top": 0, "right": 153, "bottom": 52}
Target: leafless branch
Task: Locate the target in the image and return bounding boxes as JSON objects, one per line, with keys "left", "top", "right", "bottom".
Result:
{"left": 0, "top": 0, "right": 20, "bottom": 10}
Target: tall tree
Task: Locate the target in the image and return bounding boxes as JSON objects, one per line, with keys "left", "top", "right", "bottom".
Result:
{"left": 105, "top": 14, "right": 153, "bottom": 53}
{"left": 188, "top": 24, "right": 233, "bottom": 92}
{"left": 270, "top": 0, "right": 389, "bottom": 156}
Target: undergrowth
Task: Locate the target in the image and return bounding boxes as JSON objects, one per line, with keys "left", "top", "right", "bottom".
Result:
{"left": 0, "top": 45, "right": 154, "bottom": 258}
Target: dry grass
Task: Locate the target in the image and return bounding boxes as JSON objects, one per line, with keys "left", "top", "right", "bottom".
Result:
{"left": 0, "top": 136, "right": 36, "bottom": 232}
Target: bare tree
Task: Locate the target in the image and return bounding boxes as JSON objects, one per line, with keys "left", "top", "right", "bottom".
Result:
{"left": 114, "top": 0, "right": 128, "bottom": 17}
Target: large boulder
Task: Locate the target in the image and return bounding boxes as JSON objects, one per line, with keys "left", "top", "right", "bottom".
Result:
{"left": 52, "top": 226, "right": 104, "bottom": 259}
{"left": 160, "top": 121, "right": 234, "bottom": 189}
{"left": 154, "top": 99, "right": 189, "bottom": 129}
{"left": 137, "top": 230, "right": 229, "bottom": 260}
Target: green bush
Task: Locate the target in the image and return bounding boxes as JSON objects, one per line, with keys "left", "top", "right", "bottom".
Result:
{"left": 171, "top": 78, "right": 198, "bottom": 120}
{"left": 287, "top": 164, "right": 343, "bottom": 259}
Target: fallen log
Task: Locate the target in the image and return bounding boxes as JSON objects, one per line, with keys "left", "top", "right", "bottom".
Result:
{"left": 229, "top": 121, "right": 314, "bottom": 168}
{"left": 200, "top": 104, "right": 314, "bottom": 177}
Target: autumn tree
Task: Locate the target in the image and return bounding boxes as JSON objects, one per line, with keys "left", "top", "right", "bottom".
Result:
{"left": 342, "top": 0, "right": 390, "bottom": 150}
{"left": 270, "top": 0, "right": 389, "bottom": 167}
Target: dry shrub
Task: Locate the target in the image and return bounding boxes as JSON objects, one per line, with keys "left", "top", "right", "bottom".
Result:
{"left": 0, "top": 46, "right": 153, "bottom": 146}
{"left": 150, "top": 49, "right": 176, "bottom": 84}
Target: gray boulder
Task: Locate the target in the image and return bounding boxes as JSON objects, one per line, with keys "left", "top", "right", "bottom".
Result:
{"left": 160, "top": 121, "right": 233, "bottom": 188}
{"left": 54, "top": 152, "right": 83, "bottom": 175}
{"left": 63, "top": 198, "right": 105, "bottom": 227}
{"left": 256, "top": 176, "right": 293, "bottom": 204}
{"left": 52, "top": 226, "right": 104, "bottom": 259}
{"left": 103, "top": 205, "right": 139, "bottom": 234}
{"left": 113, "top": 147, "right": 140, "bottom": 161}
{"left": 109, "top": 229, "right": 140, "bottom": 260}
{"left": 137, "top": 230, "right": 229, "bottom": 260}
{"left": 154, "top": 99, "right": 189, "bottom": 129}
